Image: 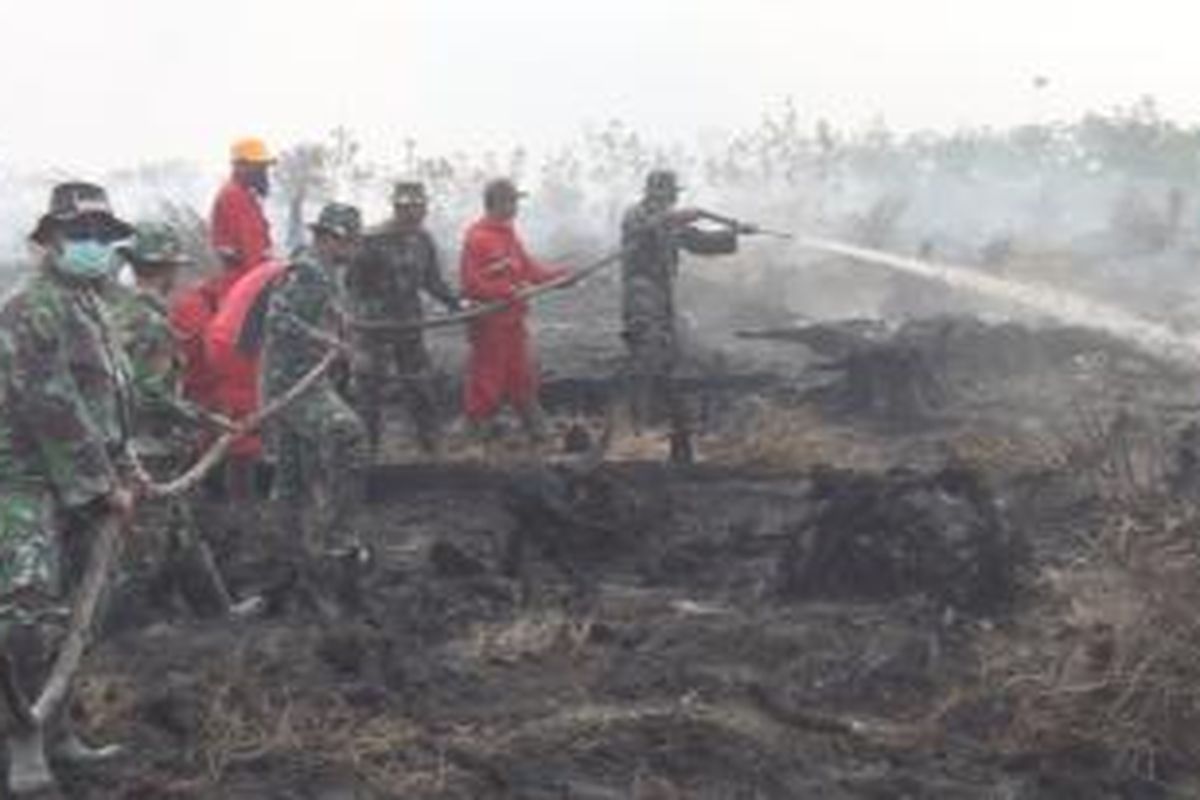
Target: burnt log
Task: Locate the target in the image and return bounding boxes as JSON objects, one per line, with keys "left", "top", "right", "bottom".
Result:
{"left": 831, "top": 345, "right": 949, "bottom": 425}
{"left": 777, "top": 464, "right": 1025, "bottom": 615}
{"left": 740, "top": 320, "right": 950, "bottom": 425}
{"left": 500, "top": 464, "right": 659, "bottom": 606}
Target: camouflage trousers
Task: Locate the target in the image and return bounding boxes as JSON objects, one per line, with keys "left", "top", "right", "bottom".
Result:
{"left": 622, "top": 317, "right": 690, "bottom": 434}
{"left": 267, "top": 386, "right": 367, "bottom": 551}
{"left": 352, "top": 331, "right": 441, "bottom": 455}
{"left": 120, "top": 449, "right": 232, "bottom": 620}
{"left": 0, "top": 487, "right": 105, "bottom": 726}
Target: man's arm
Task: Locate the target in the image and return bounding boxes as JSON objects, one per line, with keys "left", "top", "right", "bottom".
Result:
{"left": 125, "top": 320, "right": 212, "bottom": 430}
{"left": 418, "top": 233, "right": 460, "bottom": 310}
{"left": 210, "top": 187, "right": 243, "bottom": 268}
{"left": 514, "top": 237, "right": 567, "bottom": 286}
{"left": 679, "top": 224, "right": 738, "bottom": 256}
{"left": 127, "top": 330, "right": 226, "bottom": 431}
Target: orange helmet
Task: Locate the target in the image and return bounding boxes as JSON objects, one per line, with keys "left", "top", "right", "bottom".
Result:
{"left": 230, "top": 137, "right": 274, "bottom": 164}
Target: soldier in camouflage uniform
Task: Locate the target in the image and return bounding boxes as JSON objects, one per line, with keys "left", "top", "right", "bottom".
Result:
{"left": 109, "top": 223, "right": 239, "bottom": 618}
{"left": 346, "top": 181, "right": 459, "bottom": 457}
{"left": 0, "top": 182, "right": 137, "bottom": 795}
{"left": 261, "top": 203, "right": 367, "bottom": 554}
{"left": 620, "top": 170, "right": 741, "bottom": 464}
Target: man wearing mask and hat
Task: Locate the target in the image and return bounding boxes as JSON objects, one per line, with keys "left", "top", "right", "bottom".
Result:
{"left": 210, "top": 137, "right": 276, "bottom": 290}
{"left": 347, "top": 181, "right": 460, "bottom": 458}
{"left": 109, "top": 223, "right": 247, "bottom": 620}
{"left": 261, "top": 203, "right": 367, "bottom": 556}
{"left": 460, "top": 178, "right": 569, "bottom": 449}
{"left": 620, "top": 169, "right": 741, "bottom": 465}
{"left": 0, "top": 182, "right": 137, "bottom": 796}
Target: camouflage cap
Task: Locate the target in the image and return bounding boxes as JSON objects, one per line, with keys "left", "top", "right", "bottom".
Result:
{"left": 30, "top": 181, "right": 135, "bottom": 244}
{"left": 483, "top": 178, "right": 526, "bottom": 208}
{"left": 118, "top": 222, "right": 194, "bottom": 268}
{"left": 392, "top": 181, "right": 428, "bottom": 207}
{"left": 645, "top": 169, "right": 683, "bottom": 198}
{"left": 310, "top": 202, "right": 362, "bottom": 239}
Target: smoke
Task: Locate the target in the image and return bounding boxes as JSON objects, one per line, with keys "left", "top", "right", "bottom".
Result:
{"left": 2, "top": 102, "right": 1198, "bottom": 358}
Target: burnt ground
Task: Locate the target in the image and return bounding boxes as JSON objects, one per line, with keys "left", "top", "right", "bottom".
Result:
{"left": 46, "top": 304, "right": 1200, "bottom": 799}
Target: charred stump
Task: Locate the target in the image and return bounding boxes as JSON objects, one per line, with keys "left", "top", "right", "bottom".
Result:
{"left": 832, "top": 344, "right": 949, "bottom": 426}
{"left": 500, "top": 464, "right": 659, "bottom": 607}
{"left": 777, "top": 464, "right": 1025, "bottom": 615}
{"left": 739, "top": 320, "right": 951, "bottom": 426}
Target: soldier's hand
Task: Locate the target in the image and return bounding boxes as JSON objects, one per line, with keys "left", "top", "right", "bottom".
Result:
{"left": 199, "top": 409, "right": 237, "bottom": 433}
{"left": 106, "top": 487, "right": 137, "bottom": 525}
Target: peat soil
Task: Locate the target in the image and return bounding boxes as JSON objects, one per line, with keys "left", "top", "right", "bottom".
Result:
{"left": 49, "top": 317, "right": 1200, "bottom": 800}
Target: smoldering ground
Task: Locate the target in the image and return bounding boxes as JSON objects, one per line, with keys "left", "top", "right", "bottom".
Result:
{"left": 16, "top": 106, "right": 1200, "bottom": 798}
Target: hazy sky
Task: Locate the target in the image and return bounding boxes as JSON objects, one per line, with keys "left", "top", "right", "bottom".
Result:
{"left": 2, "top": 0, "right": 1196, "bottom": 172}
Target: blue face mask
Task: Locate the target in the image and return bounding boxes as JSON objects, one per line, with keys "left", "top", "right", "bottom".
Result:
{"left": 57, "top": 240, "right": 118, "bottom": 280}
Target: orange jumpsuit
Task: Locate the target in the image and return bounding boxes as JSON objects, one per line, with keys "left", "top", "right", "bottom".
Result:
{"left": 459, "top": 217, "right": 564, "bottom": 422}
{"left": 210, "top": 178, "right": 272, "bottom": 277}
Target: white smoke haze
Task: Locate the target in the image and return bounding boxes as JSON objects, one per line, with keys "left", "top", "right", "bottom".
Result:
{"left": 3, "top": 0, "right": 1199, "bottom": 354}
{"left": 3, "top": 99, "right": 1200, "bottom": 367}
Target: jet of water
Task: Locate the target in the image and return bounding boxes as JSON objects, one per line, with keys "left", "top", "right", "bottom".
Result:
{"left": 791, "top": 234, "right": 1200, "bottom": 364}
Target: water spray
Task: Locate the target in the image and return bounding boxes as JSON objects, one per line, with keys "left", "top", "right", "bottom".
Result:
{"left": 340, "top": 205, "right": 1200, "bottom": 368}
{"left": 788, "top": 234, "right": 1200, "bottom": 365}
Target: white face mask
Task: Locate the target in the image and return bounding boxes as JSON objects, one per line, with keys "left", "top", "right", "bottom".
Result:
{"left": 57, "top": 239, "right": 118, "bottom": 280}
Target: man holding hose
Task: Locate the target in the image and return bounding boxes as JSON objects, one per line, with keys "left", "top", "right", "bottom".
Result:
{"left": 460, "top": 178, "right": 569, "bottom": 451}
{"left": 620, "top": 169, "right": 744, "bottom": 464}
{"left": 0, "top": 182, "right": 138, "bottom": 796}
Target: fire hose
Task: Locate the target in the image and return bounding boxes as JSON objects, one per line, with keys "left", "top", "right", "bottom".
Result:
{"left": 33, "top": 347, "right": 343, "bottom": 730}
{"left": 347, "top": 207, "right": 784, "bottom": 335}
{"left": 348, "top": 246, "right": 627, "bottom": 334}
{"left": 65, "top": 210, "right": 1178, "bottom": 732}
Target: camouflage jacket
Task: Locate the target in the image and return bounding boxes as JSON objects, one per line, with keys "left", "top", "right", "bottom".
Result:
{"left": 107, "top": 284, "right": 204, "bottom": 447}
{"left": 620, "top": 201, "right": 738, "bottom": 330}
{"left": 261, "top": 249, "right": 343, "bottom": 399}
{"left": 0, "top": 266, "right": 133, "bottom": 508}
{"left": 345, "top": 220, "right": 456, "bottom": 322}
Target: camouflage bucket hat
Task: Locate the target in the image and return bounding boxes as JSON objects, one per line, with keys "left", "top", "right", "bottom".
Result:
{"left": 392, "top": 181, "right": 428, "bottom": 207}
{"left": 119, "top": 222, "right": 194, "bottom": 268}
{"left": 310, "top": 202, "right": 362, "bottom": 239}
{"left": 30, "top": 181, "right": 135, "bottom": 244}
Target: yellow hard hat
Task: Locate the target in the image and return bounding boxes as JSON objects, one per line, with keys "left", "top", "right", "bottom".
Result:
{"left": 230, "top": 137, "right": 274, "bottom": 164}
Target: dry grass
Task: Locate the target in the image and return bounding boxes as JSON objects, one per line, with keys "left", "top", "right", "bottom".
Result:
{"left": 197, "top": 675, "right": 433, "bottom": 792}
{"left": 197, "top": 670, "right": 417, "bottom": 783}
{"left": 705, "top": 405, "right": 887, "bottom": 471}
{"left": 976, "top": 501, "right": 1200, "bottom": 778}
{"left": 945, "top": 427, "right": 1067, "bottom": 475}
{"left": 77, "top": 635, "right": 443, "bottom": 795}
{"left": 456, "top": 608, "right": 593, "bottom": 665}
